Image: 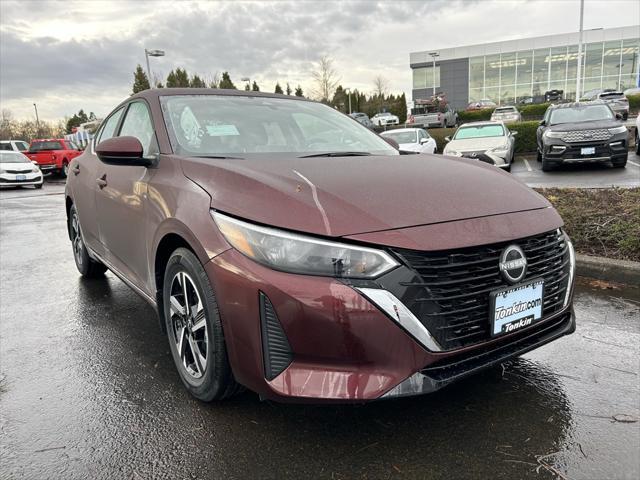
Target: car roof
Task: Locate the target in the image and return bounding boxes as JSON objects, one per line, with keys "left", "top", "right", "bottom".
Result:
{"left": 548, "top": 100, "right": 606, "bottom": 110}
{"left": 458, "top": 120, "right": 504, "bottom": 127}
{"left": 381, "top": 128, "right": 420, "bottom": 134}
{"left": 129, "top": 88, "right": 313, "bottom": 103}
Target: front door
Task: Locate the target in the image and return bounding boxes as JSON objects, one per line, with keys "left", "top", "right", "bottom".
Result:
{"left": 95, "top": 101, "right": 158, "bottom": 292}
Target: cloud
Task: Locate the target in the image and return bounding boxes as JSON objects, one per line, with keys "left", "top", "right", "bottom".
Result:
{"left": 0, "top": 0, "right": 637, "bottom": 120}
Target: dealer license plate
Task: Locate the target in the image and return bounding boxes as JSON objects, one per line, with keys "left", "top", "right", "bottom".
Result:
{"left": 16, "top": 174, "right": 26, "bottom": 181}
{"left": 581, "top": 147, "right": 595, "bottom": 155}
{"left": 490, "top": 279, "right": 544, "bottom": 337}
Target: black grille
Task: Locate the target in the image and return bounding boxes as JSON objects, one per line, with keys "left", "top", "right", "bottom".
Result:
{"left": 6, "top": 169, "right": 33, "bottom": 174}
{"left": 259, "top": 292, "right": 293, "bottom": 380}
{"left": 462, "top": 151, "right": 494, "bottom": 165}
{"left": 391, "top": 230, "right": 571, "bottom": 351}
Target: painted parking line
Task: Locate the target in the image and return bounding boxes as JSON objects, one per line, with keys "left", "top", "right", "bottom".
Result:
{"left": 628, "top": 160, "right": 640, "bottom": 168}
{"left": 523, "top": 158, "right": 533, "bottom": 172}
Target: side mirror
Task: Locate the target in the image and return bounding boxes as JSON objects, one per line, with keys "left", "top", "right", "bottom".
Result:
{"left": 538, "top": 120, "right": 546, "bottom": 127}
{"left": 444, "top": 136, "right": 451, "bottom": 142}
{"left": 615, "top": 113, "right": 623, "bottom": 120}
{"left": 420, "top": 138, "right": 429, "bottom": 145}
{"left": 95, "top": 136, "right": 151, "bottom": 166}
{"left": 511, "top": 131, "right": 518, "bottom": 136}
{"left": 31, "top": 160, "right": 38, "bottom": 165}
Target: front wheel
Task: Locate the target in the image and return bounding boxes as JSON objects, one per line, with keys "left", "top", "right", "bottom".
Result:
{"left": 163, "top": 248, "right": 241, "bottom": 401}
{"left": 612, "top": 158, "right": 627, "bottom": 168}
{"left": 35, "top": 183, "right": 43, "bottom": 189}
{"left": 541, "top": 157, "right": 555, "bottom": 172}
{"left": 61, "top": 161, "right": 69, "bottom": 178}
{"left": 69, "top": 205, "right": 106, "bottom": 277}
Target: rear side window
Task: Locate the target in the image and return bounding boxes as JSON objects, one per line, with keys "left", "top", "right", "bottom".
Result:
{"left": 96, "top": 107, "right": 125, "bottom": 145}
{"left": 119, "top": 102, "right": 157, "bottom": 157}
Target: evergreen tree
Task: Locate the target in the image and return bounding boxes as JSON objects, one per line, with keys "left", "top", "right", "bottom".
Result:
{"left": 190, "top": 74, "right": 207, "bottom": 88}
{"left": 166, "top": 68, "right": 190, "bottom": 87}
{"left": 274, "top": 82, "right": 284, "bottom": 94}
{"left": 132, "top": 64, "right": 150, "bottom": 94}
{"left": 252, "top": 81, "right": 260, "bottom": 92}
{"left": 219, "top": 72, "right": 236, "bottom": 89}
{"left": 156, "top": 81, "right": 164, "bottom": 88}
{"left": 244, "top": 83, "right": 250, "bottom": 91}
{"left": 294, "top": 85, "right": 304, "bottom": 97}
{"left": 65, "top": 109, "right": 89, "bottom": 134}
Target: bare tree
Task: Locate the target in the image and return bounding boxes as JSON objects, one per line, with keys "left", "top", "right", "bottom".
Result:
{"left": 373, "top": 76, "right": 389, "bottom": 98}
{"left": 311, "top": 55, "right": 340, "bottom": 102}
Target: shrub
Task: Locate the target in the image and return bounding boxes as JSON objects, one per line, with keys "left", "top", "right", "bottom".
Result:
{"left": 505, "top": 121, "right": 539, "bottom": 153}
{"left": 627, "top": 94, "right": 640, "bottom": 114}
{"left": 519, "top": 103, "right": 550, "bottom": 120}
{"left": 426, "top": 127, "right": 457, "bottom": 152}
{"left": 457, "top": 109, "right": 493, "bottom": 123}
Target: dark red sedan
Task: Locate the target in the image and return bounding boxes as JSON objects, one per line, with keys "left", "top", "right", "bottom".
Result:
{"left": 65, "top": 89, "right": 576, "bottom": 403}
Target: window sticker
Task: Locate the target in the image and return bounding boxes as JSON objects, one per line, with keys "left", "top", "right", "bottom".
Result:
{"left": 206, "top": 124, "right": 240, "bottom": 136}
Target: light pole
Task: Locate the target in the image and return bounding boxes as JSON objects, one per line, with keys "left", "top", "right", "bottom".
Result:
{"left": 33, "top": 103, "right": 40, "bottom": 137}
{"left": 345, "top": 88, "right": 352, "bottom": 114}
{"left": 241, "top": 77, "right": 251, "bottom": 91}
{"left": 428, "top": 52, "right": 439, "bottom": 97}
{"left": 575, "top": 0, "right": 584, "bottom": 101}
{"left": 144, "top": 49, "right": 165, "bottom": 86}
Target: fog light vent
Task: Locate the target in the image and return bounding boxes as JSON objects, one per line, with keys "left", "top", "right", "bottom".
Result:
{"left": 259, "top": 292, "right": 293, "bottom": 380}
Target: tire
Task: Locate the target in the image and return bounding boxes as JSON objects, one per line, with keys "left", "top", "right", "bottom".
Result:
{"left": 61, "top": 161, "right": 69, "bottom": 179}
{"left": 35, "top": 183, "right": 43, "bottom": 189}
{"left": 68, "top": 205, "right": 107, "bottom": 277}
{"left": 163, "top": 248, "right": 241, "bottom": 401}
{"left": 635, "top": 131, "right": 639, "bottom": 155}
{"left": 536, "top": 149, "right": 542, "bottom": 162}
{"left": 541, "top": 157, "right": 555, "bottom": 172}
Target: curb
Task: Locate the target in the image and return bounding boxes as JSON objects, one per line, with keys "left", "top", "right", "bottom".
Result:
{"left": 576, "top": 254, "right": 640, "bottom": 285}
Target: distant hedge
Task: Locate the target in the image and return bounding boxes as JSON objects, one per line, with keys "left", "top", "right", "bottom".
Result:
{"left": 519, "top": 103, "right": 550, "bottom": 120}
{"left": 427, "top": 120, "right": 539, "bottom": 154}
{"left": 628, "top": 94, "right": 640, "bottom": 114}
{"left": 457, "top": 109, "right": 493, "bottom": 123}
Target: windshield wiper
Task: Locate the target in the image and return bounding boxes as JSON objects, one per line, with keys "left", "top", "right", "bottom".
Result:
{"left": 298, "top": 151, "right": 372, "bottom": 158}
{"left": 191, "top": 154, "right": 244, "bottom": 160}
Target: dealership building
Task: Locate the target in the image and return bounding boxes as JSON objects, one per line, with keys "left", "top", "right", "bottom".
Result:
{"left": 410, "top": 25, "right": 640, "bottom": 110}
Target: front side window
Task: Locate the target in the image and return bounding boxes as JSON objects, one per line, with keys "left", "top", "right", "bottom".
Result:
{"left": 160, "top": 95, "right": 397, "bottom": 157}
{"left": 119, "top": 102, "right": 157, "bottom": 157}
{"left": 96, "top": 107, "right": 124, "bottom": 145}
{"left": 454, "top": 124, "right": 505, "bottom": 139}
{"left": 383, "top": 130, "right": 417, "bottom": 144}
{"left": 16, "top": 142, "right": 29, "bottom": 150}
{"left": 549, "top": 105, "right": 614, "bottom": 124}
{"left": 66, "top": 140, "right": 80, "bottom": 150}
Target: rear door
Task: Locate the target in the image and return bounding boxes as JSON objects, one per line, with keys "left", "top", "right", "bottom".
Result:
{"left": 95, "top": 101, "right": 158, "bottom": 290}
{"left": 72, "top": 107, "right": 125, "bottom": 253}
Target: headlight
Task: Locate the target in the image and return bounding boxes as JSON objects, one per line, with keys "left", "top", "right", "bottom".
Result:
{"left": 444, "top": 149, "right": 462, "bottom": 157}
{"left": 563, "top": 230, "right": 575, "bottom": 308}
{"left": 212, "top": 212, "right": 399, "bottom": 278}
{"left": 608, "top": 125, "right": 627, "bottom": 135}
{"left": 32, "top": 166, "right": 40, "bottom": 173}
{"left": 543, "top": 130, "right": 565, "bottom": 139}
{"left": 488, "top": 144, "right": 509, "bottom": 154}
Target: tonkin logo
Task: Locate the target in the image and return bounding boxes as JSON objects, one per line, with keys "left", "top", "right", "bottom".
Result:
{"left": 499, "top": 245, "right": 527, "bottom": 284}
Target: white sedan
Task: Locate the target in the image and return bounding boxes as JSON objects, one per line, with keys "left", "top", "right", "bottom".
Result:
{"left": 371, "top": 112, "right": 400, "bottom": 126}
{"left": 0, "top": 151, "right": 43, "bottom": 188}
{"left": 380, "top": 128, "right": 437, "bottom": 154}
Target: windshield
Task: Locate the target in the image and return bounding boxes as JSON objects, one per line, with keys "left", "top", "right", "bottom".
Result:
{"left": 382, "top": 130, "right": 417, "bottom": 144}
{"left": 549, "top": 104, "right": 614, "bottom": 124}
{"left": 454, "top": 124, "right": 505, "bottom": 140}
{"left": 599, "top": 93, "right": 624, "bottom": 100}
{"left": 160, "top": 95, "right": 397, "bottom": 157}
{"left": 29, "top": 141, "right": 63, "bottom": 152}
{"left": 0, "top": 151, "right": 30, "bottom": 163}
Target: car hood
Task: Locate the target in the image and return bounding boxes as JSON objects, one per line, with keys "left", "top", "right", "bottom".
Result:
{"left": 547, "top": 119, "right": 620, "bottom": 131}
{"left": 0, "top": 162, "right": 33, "bottom": 169}
{"left": 445, "top": 136, "right": 507, "bottom": 152}
{"left": 181, "top": 154, "right": 550, "bottom": 237}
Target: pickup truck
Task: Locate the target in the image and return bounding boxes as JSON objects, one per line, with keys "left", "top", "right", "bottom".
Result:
{"left": 26, "top": 139, "right": 83, "bottom": 177}
{"left": 406, "top": 104, "right": 457, "bottom": 128}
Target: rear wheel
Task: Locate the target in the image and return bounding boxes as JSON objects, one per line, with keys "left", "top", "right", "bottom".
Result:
{"left": 163, "top": 248, "right": 241, "bottom": 401}
{"left": 68, "top": 205, "right": 106, "bottom": 277}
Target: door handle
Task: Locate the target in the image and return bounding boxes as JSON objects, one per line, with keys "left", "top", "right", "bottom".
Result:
{"left": 72, "top": 165, "right": 80, "bottom": 175}
{"left": 96, "top": 175, "right": 107, "bottom": 189}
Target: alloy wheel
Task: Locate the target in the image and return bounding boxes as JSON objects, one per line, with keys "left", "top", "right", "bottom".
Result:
{"left": 70, "top": 212, "right": 83, "bottom": 267}
{"left": 169, "top": 272, "right": 208, "bottom": 379}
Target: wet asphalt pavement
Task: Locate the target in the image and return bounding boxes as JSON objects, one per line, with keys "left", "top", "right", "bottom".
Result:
{"left": 1, "top": 184, "right": 639, "bottom": 480}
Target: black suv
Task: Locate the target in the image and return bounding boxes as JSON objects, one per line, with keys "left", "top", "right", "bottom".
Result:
{"left": 536, "top": 101, "right": 628, "bottom": 171}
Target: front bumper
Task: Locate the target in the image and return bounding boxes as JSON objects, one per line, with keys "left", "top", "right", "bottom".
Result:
{"left": 207, "top": 232, "right": 575, "bottom": 403}
{"left": 458, "top": 149, "right": 510, "bottom": 167}
{"left": 33, "top": 163, "right": 58, "bottom": 172}
{"left": 543, "top": 136, "right": 628, "bottom": 165}
{"left": 0, "top": 172, "right": 43, "bottom": 186}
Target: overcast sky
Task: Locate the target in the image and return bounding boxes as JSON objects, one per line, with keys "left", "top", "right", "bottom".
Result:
{"left": 1, "top": 0, "right": 638, "bottom": 121}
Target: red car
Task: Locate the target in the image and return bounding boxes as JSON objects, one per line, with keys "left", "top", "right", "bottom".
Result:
{"left": 65, "top": 89, "right": 576, "bottom": 403}
{"left": 27, "top": 138, "right": 83, "bottom": 177}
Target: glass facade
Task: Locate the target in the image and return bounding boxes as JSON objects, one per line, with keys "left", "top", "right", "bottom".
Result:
{"left": 415, "top": 37, "right": 640, "bottom": 105}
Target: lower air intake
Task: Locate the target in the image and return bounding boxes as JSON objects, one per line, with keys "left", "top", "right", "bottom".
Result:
{"left": 259, "top": 292, "right": 293, "bottom": 380}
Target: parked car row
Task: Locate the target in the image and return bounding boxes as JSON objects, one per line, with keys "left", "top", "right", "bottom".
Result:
{"left": 580, "top": 89, "right": 629, "bottom": 120}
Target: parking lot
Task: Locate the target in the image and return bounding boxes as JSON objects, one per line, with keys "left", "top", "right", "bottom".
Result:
{"left": 1, "top": 180, "right": 639, "bottom": 479}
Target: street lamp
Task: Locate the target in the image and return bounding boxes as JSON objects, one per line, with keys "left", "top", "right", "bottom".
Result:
{"left": 33, "top": 103, "right": 40, "bottom": 137}
{"left": 344, "top": 88, "right": 352, "bottom": 114}
{"left": 428, "top": 52, "right": 439, "bottom": 97}
{"left": 241, "top": 77, "right": 251, "bottom": 90}
{"left": 145, "top": 49, "right": 165, "bottom": 86}
{"left": 575, "top": 0, "right": 584, "bottom": 101}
